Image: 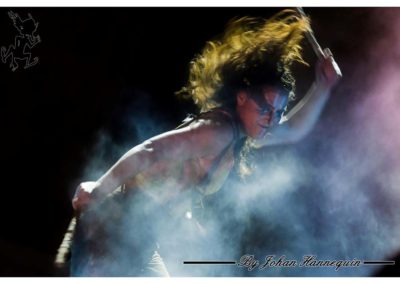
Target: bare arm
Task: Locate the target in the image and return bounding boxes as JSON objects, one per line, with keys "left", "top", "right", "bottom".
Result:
{"left": 254, "top": 49, "right": 342, "bottom": 147}
{"left": 72, "top": 117, "right": 233, "bottom": 210}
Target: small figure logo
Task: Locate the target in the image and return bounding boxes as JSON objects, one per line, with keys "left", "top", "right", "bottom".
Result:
{"left": 1, "top": 11, "right": 41, "bottom": 71}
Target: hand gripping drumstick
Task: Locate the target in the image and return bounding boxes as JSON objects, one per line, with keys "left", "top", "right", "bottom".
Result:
{"left": 296, "top": 7, "right": 342, "bottom": 78}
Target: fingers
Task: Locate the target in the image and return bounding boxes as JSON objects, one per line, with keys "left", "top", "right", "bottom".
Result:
{"left": 321, "top": 48, "right": 343, "bottom": 78}
{"left": 325, "top": 48, "right": 342, "bottom": 78}
{"left": 332, "top": 59, "right": 342, "bottom": 78}
{"left": 72, "top": 183, "right": 93, "bottom": 211}
{"left": 72, "top": 196, "right": 80, "bottom": 211}
{"left": 72, "top": 190, "right": 88, "bottom": 211}
{"left": 315, "top": 48, "right": 342, "bottom": 88}
{"left": 323, "top": 48, "right": 333, "bottom": 58}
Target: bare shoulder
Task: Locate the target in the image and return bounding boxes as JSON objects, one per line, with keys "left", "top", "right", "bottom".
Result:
{"left": 187, "top": 112, "right": 235, "bottom": 152}
{"left": 143, "top": 111, "right": 236, "bottom": 161}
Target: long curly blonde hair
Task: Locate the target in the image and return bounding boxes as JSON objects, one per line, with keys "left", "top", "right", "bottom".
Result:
{"left": 177, "top": 9, "right": 310, "bottom": 113}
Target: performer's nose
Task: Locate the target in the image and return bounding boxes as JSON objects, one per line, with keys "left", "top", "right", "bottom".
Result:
{"left": 259, "top": 112, "right": 273, "bottom": 127}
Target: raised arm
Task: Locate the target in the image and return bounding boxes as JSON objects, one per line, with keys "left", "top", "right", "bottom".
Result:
{"left": 72, "top": 117, "right": 233, "bottom": 211}
{"left": 255, "top": 48, "right": 342, "bottom": 147}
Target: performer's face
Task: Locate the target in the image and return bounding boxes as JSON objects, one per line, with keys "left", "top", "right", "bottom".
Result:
{"left": 236, "top": 86, "right": 288, "bottom": 139}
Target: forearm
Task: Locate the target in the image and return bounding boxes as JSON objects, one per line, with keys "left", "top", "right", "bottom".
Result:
{"left": 88, "top": 118, "right": 233, "bottom": 197}
{"left": 94, "top": 142, "right": 155, "bottom": 196}
{"left": 283, "top": 82, "right": 331, "bottom": 139}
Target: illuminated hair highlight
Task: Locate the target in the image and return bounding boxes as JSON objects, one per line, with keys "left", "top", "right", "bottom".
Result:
{"left": 177, "top": 9, "right": 310, "bottom": 112}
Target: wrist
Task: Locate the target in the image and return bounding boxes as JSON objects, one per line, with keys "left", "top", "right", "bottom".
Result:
{"left": 314, "top": 81, "right": 332, "bottom": 95}
{"left": 95, "top": 175, "right": 119, "bottom": 197}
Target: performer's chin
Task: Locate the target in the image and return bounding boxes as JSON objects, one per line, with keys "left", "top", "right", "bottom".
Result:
{"left": 256, "top": 125, "right": 269, "bottom": 140}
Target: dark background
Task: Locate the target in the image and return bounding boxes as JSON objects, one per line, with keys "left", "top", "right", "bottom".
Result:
{"left": 0, "top": 7, "right": 396, "bottom": 276}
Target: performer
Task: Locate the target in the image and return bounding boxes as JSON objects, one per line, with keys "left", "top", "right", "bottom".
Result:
{"left": 71, "top": 10, "right": 341, "bottom": 276}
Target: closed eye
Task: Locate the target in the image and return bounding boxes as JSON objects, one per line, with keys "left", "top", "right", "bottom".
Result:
{"left": 258, "top": 105, "right": 274, "bottom": 115}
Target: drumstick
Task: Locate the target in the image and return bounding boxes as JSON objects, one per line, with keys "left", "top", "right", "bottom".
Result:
{"left": 54, "top": 217, "right": 77, "bottom": 268}
{"left": 296, "top": 7, "right": 325, "bottom": 59}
